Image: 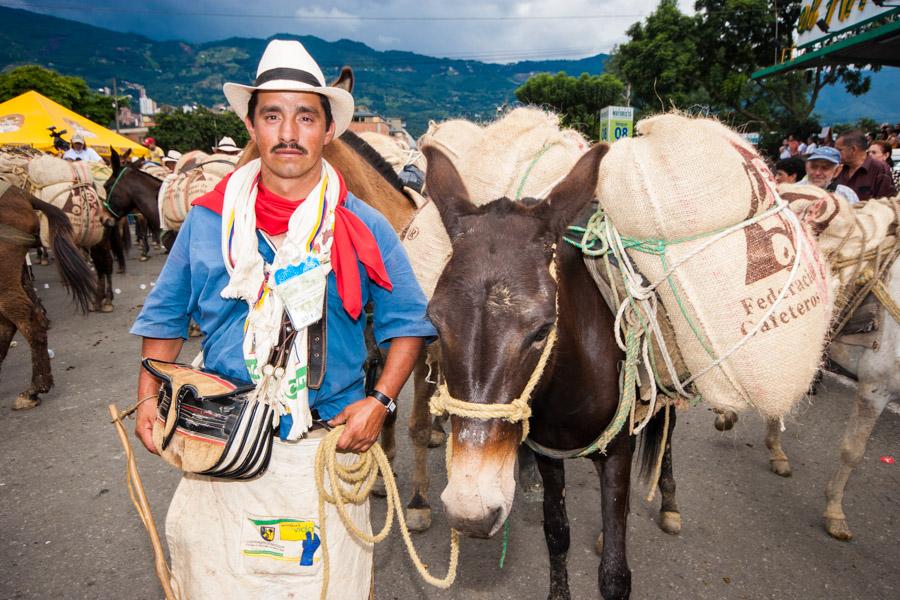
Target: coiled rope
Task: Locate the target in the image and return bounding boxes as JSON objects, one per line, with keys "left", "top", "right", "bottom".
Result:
{"left": 315, "top": 426, "right": 459, "bottom": 600}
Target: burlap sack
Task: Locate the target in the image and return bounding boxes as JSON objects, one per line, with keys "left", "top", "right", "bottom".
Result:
{"left": 357, "top": 131, "right": 427, "bottom": 174}
{"left": 453, "top": 108, "right": 590, "bottom": 205}
{"left": 37, "top": 181, "right": 104, "bottom": 248}
{"left": 0, "top": 151, "right": 31, "bottom": 189}
{"left": 28, "top": 155, "right": 93, "bottom": 189}
{"left": 88, "top": 162, "right": 112, "bottom": 200}
{"left": 781, "top": 184, "right": 898, "bottom": 286}
{"left": 418, "top": 118, "right": 484, "bottom": 176}
{"left": 158, "top": 169, "right": 220, "bottom": 231}
{"left": 140, "top": 163, "right": 170, "bottom": 180}
{"left": 596, "top": 114, "right": 833, "bottom": 418}
{"left": 400, "top": 188, "right": 451, "bottom": 299}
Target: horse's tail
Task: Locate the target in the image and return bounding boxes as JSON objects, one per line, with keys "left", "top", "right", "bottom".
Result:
{"left": 637, "top": 405, "right": 673, "bottom": 483}
{"left": 108, "top": 218, "right": 127, "bottom": 273}
{"left": 118, "top": 216, "right": 132, "bottom": 254}
{"left": 29, "top": 196, "right": 97, "bottom": 313}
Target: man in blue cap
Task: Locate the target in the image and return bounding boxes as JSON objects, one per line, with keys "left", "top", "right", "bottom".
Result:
{"left": 800, "top": 146, "right": 860, "bottom": 204}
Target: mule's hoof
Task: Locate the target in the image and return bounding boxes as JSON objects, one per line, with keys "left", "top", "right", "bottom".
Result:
{"left": 139, "top": 255, "right": 150, "bottom": 262}
{"left": 594, "top": 532, "right": 604, "bottom": 556}
{"left": 714, "top": 411, "right": 738, "bottom": 432}
{"left": 428, "top": 428, "right": 446, "bottom": 448}
{"left": 88, "top": 303, "right": 99, "bottom": 312}
{"left": 371, "top": 476, "right": 387, "bottom": 498}
{"left": 522, "top": 482, "right": 544, "bottom": 504}
{"left": 659, "top": 511, "right": 682, "bottom": 535}
{"left": 13, "top": 395, "right": 40, "bottom": 410}
{"left": 406, "top": 507, "right": 432, "bottom": 532}
{"left": 39, "top": 258, "right": 49, "bottom": 266}
{"left": 824, "top": 517, "right": 852, "bottom": 541}
{"left": 100, "top": 303, "right": 114, "bottom": 313}
{"left": 769, "top": 459, "right": 792, "bottom": 477}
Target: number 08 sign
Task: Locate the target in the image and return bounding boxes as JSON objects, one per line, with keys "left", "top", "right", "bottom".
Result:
{"left": 599, "top": 106, "right": 634, "bottom": 143}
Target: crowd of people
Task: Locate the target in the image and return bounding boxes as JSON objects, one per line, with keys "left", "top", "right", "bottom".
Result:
{"left": 774, "top": 127, "right": 898, "bottom": 203}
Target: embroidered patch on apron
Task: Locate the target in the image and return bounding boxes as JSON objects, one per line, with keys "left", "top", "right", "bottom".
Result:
{"left": 241, "top": 515, "right": 323, "bottom": 574}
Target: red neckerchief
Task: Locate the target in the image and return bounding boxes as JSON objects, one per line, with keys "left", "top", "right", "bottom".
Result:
{"left": 193, "top": 170, "right": 392, "bottom": 319}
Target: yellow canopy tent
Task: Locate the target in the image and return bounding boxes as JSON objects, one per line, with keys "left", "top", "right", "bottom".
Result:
{"left": 0, "top": 90, "right": 149, "bottom": 158}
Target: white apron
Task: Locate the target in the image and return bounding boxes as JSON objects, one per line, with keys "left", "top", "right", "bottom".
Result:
{"left": 165, "top": 430, "right": 373, "bottom": 599}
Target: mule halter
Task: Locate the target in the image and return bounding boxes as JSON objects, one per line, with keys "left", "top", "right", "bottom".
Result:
{"left": 103, "top": 165, "right": 130, "bottom": 219}
{"left": 429, "top": 252, "right": 559, "bottom": 443}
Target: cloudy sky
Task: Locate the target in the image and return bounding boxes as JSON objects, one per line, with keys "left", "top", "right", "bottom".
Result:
{"left": 3, "top": 0, "right": 695, "bottom": 62}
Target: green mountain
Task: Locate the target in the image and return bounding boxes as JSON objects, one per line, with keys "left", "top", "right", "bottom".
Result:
{"left": 0, "top": 6, "right": 607, "bottom": 135}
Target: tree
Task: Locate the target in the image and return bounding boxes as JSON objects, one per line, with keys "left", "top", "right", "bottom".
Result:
{"left": 0, "top": 65, "right": 127, "bottom": 125}
{"left": 149, "top": 107, "right": 248, "bottom": 153}
{"left": 608, "top": 0, "right": 875, "bottom": 143}
{"left": 515, "top": 71, "right": 626, "bottom": 139}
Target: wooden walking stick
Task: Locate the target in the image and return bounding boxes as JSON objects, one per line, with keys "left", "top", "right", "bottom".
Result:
{"left": 108, "top": 403, "right": 177, "bottom": 600}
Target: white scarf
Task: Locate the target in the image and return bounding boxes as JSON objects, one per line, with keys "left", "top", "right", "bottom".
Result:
{"left": 220, "top": 158, "right": 339, "bottom": 440}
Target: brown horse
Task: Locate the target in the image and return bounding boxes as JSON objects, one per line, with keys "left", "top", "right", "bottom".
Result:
{"left": 104, "top": 151, "right": 165, "bottom": 252}
{"left": 0, "top": 182, "right": 97, "bottom": 408}
{"left": 423, "top": 144, "right": 678, "bottom": 599}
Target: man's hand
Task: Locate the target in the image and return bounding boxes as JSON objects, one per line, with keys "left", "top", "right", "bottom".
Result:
{"left": 135, "top": 397, "right": 159, "bottom": 454}
{"left": 328, "top": 396, "right": 388, "bottom": 452}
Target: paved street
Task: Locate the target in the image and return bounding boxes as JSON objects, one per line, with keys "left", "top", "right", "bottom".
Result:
{"left": 1, "top": 248, "right": 897, "bottom": 600}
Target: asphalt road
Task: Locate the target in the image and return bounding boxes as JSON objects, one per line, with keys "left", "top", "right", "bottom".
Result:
{"left": 1, "top": 247, "right": 897, "bottom": 600}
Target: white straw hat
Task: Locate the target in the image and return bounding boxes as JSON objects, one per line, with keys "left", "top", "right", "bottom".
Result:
{"left": 214, "top": 136, "right": 241, "bottom": 153}
{"left": 223, "top": 39, "right": 354, "bottom": 137}
{"left": 163, "top": 149, "right": 182, "bottom": 164}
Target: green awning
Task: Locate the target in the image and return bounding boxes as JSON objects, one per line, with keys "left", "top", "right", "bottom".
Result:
{"left": 752, "top": 18, "right": 900, "bottom": 80}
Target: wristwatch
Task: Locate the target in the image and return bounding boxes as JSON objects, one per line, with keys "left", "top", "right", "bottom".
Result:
{"left": 369, "top": 389, "right": 397, "bottom": 416}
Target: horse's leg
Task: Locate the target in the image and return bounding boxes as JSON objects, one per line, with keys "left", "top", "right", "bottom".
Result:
{"left": 657, "top": 409, "right": 682, "bottom": 534}
{"left": 90, "top": 245, "right": 114, "bottom": 313}
{"left": 823, "top": 382, "right": 889, "bottom": 540}
{"left": 518, "top": 445, "right": 544, "bottom": 503}
{"left": 406, "top": 350, "right": 436, "bottom": 532}
{"left": 765, "top": 417, "right": 792, "bottom": 477}
{"left": 0, "top": 267, "right": 51, "bottom": 409}
{"left": 137, "top": 217, "right": 150, "bottom": 262}
{"left": 37, "top": 245, "right": 49, "bottom": 266}
{"left": 591, "top": 432, "right": 632, "bottom": 600}
{"left": 535, "top": 453, "right": 570, "bottom": 600}
{"left": 713, "top": 408, "right": 739, "bottom": 431}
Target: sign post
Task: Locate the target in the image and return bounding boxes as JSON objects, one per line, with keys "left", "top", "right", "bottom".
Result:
{"left": 599, "top": 106, "right": 634, "bottom": 142}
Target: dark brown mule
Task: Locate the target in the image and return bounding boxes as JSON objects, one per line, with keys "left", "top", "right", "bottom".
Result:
{"left": 0, "top": 183, "right": 96, "bottom": 408}
{"left": 423, "top": 144, "right": 678, "bottom": 600}
{"left": 104, "top": 151, "right": 165, "bottom": 254}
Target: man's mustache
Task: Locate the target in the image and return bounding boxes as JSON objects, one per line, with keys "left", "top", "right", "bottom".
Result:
{"left": 271, "top": 142, "right": 308, "bottom": 154}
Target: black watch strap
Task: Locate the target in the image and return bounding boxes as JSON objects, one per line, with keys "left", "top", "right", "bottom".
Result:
{"left": 369, "top": 389, "right": 397, "bottom": 415}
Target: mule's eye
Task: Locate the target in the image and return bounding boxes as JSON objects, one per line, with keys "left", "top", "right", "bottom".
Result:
{"left": 530, "top": 323, "right": 553, "bottom": 345}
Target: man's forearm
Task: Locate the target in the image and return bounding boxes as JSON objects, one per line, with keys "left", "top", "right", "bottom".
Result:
{"left": 372, "top": 336, "right": 424, "bottom": 400}
{"left": 137, "top": 337, "right": 185, "bottom": 400}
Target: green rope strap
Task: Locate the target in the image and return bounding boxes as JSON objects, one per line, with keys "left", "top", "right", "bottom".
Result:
{"left": 514, "top": 144, "right": 555, "bottom": 200}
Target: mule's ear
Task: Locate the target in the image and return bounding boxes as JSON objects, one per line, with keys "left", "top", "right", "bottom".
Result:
{"left": 537, "top": 143, "right": 608, "bottom": 236}
{"left": 110, "top": 148, "right": 121, "bottom": 172}
{"left": 122, "top": 148, "right": 132, "bottom": 161}
{"left": 423, "top": 146, "right": 475, "bottom": 239}
{"left": 236, "top": 139, "right": 260, "bottom": 169}
{"left": 331, "top": 67, "right": 354, "bottom": 93}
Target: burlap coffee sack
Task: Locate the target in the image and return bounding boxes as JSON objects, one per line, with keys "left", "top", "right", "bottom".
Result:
{"left": 37, "top": 180, "right": 104, "bottom": 248}
{"left": 0, "top": 151, "right": 32, "bottom": 189}
{"left": 596, "top": 113, "right": 832, "bottom": 418}
{"left": 400, "top": 189, "right": 451, "bottom": 299}
{"left": 140, "top": 163, "right": 170, "bottom": 180}
{"left": 28, "top": 155, "right": 93, "bottom": 189}
{"left": 159, "top": 168, "right": 220, "bottom": 231}
{"left": 418, "top": 118, "right": 485, "bottom": 177}
{"left": 454, "top": 108, "right": 590, "bottom": 205}
{"left": 357, "top": 131, "right": 427, "bottom": 174}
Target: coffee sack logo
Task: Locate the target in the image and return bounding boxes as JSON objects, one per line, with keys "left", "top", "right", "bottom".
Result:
{"left": 730, "top": 141, "right": 796, "bottom": 285}
{"left": 259, "top": 525, "right": 276, "bottom": 542}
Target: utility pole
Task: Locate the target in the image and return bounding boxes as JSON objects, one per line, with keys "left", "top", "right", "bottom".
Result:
{"left": 113, "top": 78, "right": 120, "bottom": 132}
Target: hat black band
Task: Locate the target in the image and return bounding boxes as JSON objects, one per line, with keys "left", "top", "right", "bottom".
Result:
{"left": 254, "top": 68, "right": 321, "bottom": 87}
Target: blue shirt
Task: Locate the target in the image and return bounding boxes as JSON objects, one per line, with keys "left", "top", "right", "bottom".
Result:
{"left": 131, "top": 193, "right": 435, "bottom": 420}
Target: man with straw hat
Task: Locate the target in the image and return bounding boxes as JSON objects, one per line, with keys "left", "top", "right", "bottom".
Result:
{"left": 162, "top": 149, "right": 181, "bottom": 173}
{"left": 130, "top": 39, "right": 434, "bottom": 599}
